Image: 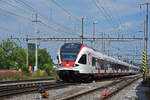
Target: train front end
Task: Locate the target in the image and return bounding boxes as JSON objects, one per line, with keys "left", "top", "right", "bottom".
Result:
{"left": 56, "top": 43, "right": 85, "bottom": 82}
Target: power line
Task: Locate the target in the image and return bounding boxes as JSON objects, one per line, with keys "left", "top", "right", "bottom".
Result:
{"left": 14, "top": 0, "right": 78, "bottom": 35}
{"left": 10, "top": 37, "right": 143, "bottom": 42}
{"left": 14, "top": 0, "right": 35, "bottom": 12}
{"left": 39, "top": 21, "right": 79, "bottom": 36}
{"left": 99, "top": 0, "right": 120, "bottom": 28}
{"left": 3, "top": 0, "right": 29, "bottom": 13}
{"left": 49, "top": 0, "right": 81, "bottom": 22}
{"left": 93, "top": 0, "right": 117, "bottom": 30}
{"left": 0, "top": 6, "right": 32, "bottom": 21}
{"left": 0, "top": 6, "right": 76, "bottom": 36}
{"left": 0, "top": 26, "right": 17, "bottom": 33}
{"left": 101, "top": 0, "right": 122, "bottom": 27}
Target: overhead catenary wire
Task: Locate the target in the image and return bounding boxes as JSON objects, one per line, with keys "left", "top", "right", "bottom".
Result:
{"left": 5, "top": 0, "right": 77, "bottom": 34}
{"left": 0, "top": 26, "right": 17, "bottom": 33}
{"left": 14, "top": 0, "right": 78, "bottom": 35}
{"left": 14, "top": 0, "right": 35, "bottom": 12}
{"left": 0, "top": 6, "right": 78, "bottom": 36}
{"left": 2, "top": 0, "right": 29, "bottom": 14}
{"left": 93, "top": 0, "right": 117, "bottom": 30}
{"left": 101, "top": 0, "right": 122, "bottom": 27}
{"left": 0, "top": 6, "right": 32, "bottom": 21}
{"left": 49, "top": 0, "right": 81, "bottom": 22}
{"left": 39, "top": 21, "right": 79, "bottom": 36}
{"left": 98, "top": 0, "right": 119, "bottom": 28}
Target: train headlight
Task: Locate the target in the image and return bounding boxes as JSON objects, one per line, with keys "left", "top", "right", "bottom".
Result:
{"left": 73, "top": 64, "right": 79, "bottom": 67}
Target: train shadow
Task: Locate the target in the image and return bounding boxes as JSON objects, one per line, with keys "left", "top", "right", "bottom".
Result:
{"left": 56, "top": 74, "right": 131, "bottom": 84}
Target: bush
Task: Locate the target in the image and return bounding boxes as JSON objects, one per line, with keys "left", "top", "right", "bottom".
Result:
{"left": 44, "top": 64, "right": 55, "bottom": 76}
{"left": 30, "top": 69, "right": 49, "bottom": 78}
{"left": 0, "top": 70, "right": 24, "bottom": 81}
{"left": 21, "top": 65, "right": 29, "bottom": 74}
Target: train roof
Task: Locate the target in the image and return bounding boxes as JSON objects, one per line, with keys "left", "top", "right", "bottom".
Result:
{"left": 82, "top": 44, "right": 139, "bottom": 69}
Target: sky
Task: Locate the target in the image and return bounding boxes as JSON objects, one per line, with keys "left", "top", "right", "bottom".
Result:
{"left": 0, "top": 0, "right": 149, "bottom": 64}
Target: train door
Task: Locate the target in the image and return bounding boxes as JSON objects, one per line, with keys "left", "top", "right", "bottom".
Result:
{"left": 116, "top": 64, "right": 118, "bottom": 74}
{"left": 92, "top": 57, "right": 97, "bottom": 73}
{"left": 107, "top": 62, "right": 111, "bottom": 73}
{"left": 104, "top": 60, "right": 107, "bottom": 75}
{"left": 113, "top": 64, "right": 115, "bottom": 74}
{"left": 87, "top": 52, "right": 92, "bottom": 67}
{"left": 114, "top": 64, "right": 117, "bottom": 74}
{"left": 100, "top": 60, "right": 104, "bottom": 74}
{"left": 97, "top": 59, "right": 101, "bottom": 76}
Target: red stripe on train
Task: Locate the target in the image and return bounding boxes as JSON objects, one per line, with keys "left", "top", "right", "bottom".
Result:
{"left": 61, "top": 62, "right": 75, "bottom": 67}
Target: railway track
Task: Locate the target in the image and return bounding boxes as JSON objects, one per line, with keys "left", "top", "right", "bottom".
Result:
{"left": 1, "top": 74, "right": 141, "bottom": 100}
{"left": 61, "top": 74, "right": 142, "bottom": 100}
{"left": 0, "top": 78, "right": 76, "bottom": 99}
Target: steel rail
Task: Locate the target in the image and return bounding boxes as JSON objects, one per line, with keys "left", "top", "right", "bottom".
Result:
{"left": 102, "top": 76, "right": 141, "bottom": 100}
{"left": 61, "top": 75, "right": 141, "bottom": 100}
{"left": 0, "top": 81, "right": 76, "bottom": 98}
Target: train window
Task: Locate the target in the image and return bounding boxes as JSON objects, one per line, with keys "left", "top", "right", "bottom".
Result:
{"left": 100, "top": 60, "right": 104, "bottom": 70}
{"left": 92, "top": 57, "right": 96, "bottom": 66}
{"left": 110, "top": 63, "right": 113, "bottom": 68}
{"left": 104, "top": 61, "right": 108, "bottom": 70}
{"left": 107, "top": 63, "right": 110, "bottom": 69}
{"left": 114, "top": 64, "right": 117, "bottom": 70}
{"left": 78, "top": 54, "right": 87, "bottom": 64}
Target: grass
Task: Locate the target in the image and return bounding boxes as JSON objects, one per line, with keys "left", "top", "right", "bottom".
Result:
{"left": 0, "top": 70, "right": 57, "bottom": 81}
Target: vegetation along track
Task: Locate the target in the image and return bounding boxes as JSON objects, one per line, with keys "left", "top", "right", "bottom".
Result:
{"left": 0, "top": 78, "right": 55, "bottom": 84}
{"left": 62, "top": 74, "right": 142, "bottom": 100}
{"left": 0, "top": 78, "right": 76, "bottom": 98}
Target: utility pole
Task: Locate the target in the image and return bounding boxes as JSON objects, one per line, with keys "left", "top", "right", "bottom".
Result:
{"left": 143, "top": 20, "right": 146, "bottom": 51}
{"left": 140, "top": 3, "right": 150, "bottom": 79}
{"left": 81, "top": 17, "right": 84, "bottom": 44}
{"left": 93, "top": 21, "right": 98, "bottom": 47}
{"left": 26, "top": 35, "right": 29, "bottom": 68}
{"left": 101, "top": 32, "right": 105, "bottom": 52}
{"left": 145, "top": 3, "right": 149, "bottom": 75}
{"left": 32, "top": 13, "right": 41, "bottom": 71}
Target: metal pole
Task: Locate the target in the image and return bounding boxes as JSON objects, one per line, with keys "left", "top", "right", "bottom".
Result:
{"left": 93, "top": 21, "right": 98, "bottom": 47}
{"left": 143, "top": 20, "right": 145, "bottom": 51}
{"left": 146, "top": 3, "right": 149, "bottom": 75}
{"left": 93, "top": 22, "right": 95, "bottom": 47}
{"left": 35, "top": 40, "right": 38, "bottom": 71}
{"left": 104, "top": 33, "right": 105, "bottom": 52}
{"left": 81, "top": 17, "right": 84, "bottom": 44}
{"left": 26, "top": 35, "right": 29, "bottom": 68}
{"left": 93, "top": 22, "right": 95, "bottom": 41}
{"left": 32, "top": 13, "right": 41, "bottom": 71}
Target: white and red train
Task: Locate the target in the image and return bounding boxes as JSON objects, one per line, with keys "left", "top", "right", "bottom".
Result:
{"left": 56, "top": 42, "right": 139, "bottom": 82}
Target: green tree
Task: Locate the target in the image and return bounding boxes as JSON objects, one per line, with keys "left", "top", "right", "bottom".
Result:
{"left": 44, "top": 64, "right": 55, "bottom": 76}
{"left": 28, "top": 50, "right": 35, "bottom": 67}
{"left": 38, "top": 48, "right": 53, "bottom": 70}
{"left": 11, "top": 47, "right": 26, "bottom": 70}
{"left": 0, "top": 39, "right": 18, "bottom": 69}
{"left": 28, "top": 48, "right": 53, "bottom": 70}
{"left": 0, "top": 39, "right": 54, "bottom": 74}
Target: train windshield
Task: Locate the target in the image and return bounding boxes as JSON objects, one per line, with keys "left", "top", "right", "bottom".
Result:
{"left": 60, "top": 43, "right": 82, "bottom": 62}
